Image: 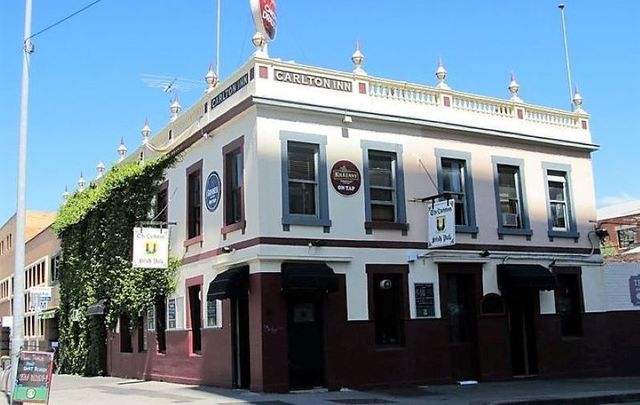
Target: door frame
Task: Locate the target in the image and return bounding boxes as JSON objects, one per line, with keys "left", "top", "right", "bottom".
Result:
{"left": 438, "top": 263, "right": 483, "bottom": 381}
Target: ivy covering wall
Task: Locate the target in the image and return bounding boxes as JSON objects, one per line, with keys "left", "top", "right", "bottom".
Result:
{"left": 53, "top": 154, "right": 179, "bottom": 376}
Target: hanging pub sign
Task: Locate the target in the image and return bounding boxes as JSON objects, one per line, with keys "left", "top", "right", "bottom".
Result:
{"left": 250, "top": 0, "right": 277, "bottom": 41}
{"left": 12, "top": 351, "right": 54, "bottom": 403}
{"left": 331, "top": 160, "right": 361, "bottom": 196}
{"left": 132, "top": 227, "right": 169, "bottom": 269}
{"left": 630, "top": 275, "right": 640, "bottom": 306}
{"left": 427, "top": 199, "right": 456, "bottom": 248}
{"left": 205, "top": 171, "right": 222, "bottom": 212}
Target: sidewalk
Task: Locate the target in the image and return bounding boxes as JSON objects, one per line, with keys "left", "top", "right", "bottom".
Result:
{"left": 3, "top": 375, "right": 640, "bottom": 404}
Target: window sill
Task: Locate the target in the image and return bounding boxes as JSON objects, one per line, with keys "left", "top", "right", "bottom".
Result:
{"left": 498, "top": 228, "right": 533, "bottom": 238}
{"left": 455, "top": 225, "right": 478, "bottom": 234}
{"left": 365, "top": 221, "right": 409, "bottom": 231}
{"left": 282, "top": 215, "right": 332, "bottom": 228}
{"left": 221, "top": 220, "right": 246, "bottom": 236}
{"left": 548, "top": 230, "right": 580, "bottom": 241}
{"left": 184, "top": 235, "right": 204, "bottom": 248}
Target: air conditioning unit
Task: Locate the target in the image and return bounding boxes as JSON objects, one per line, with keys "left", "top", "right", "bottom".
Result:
{"left": 502, "top": 213, "right": 519, "bottom": 227}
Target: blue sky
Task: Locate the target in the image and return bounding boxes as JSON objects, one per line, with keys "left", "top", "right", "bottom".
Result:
{"left": 1, "top": 0, "right": 639, "bottom": 224}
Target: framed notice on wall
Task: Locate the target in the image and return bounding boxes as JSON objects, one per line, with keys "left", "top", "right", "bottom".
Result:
{"left": 415, "top": 283, "right": 435, "bottom": 317}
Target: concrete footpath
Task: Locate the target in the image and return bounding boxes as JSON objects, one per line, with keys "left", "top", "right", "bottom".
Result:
{"left": 3, "top": 375, "right": 640, "bottom": 404}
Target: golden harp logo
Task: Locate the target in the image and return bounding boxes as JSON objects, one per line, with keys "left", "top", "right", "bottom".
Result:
{"left": 436, "top": 215, "right": 446, "bottom": 232}
{"left": 145, "top": 241, "right": 158, "bottom": 255}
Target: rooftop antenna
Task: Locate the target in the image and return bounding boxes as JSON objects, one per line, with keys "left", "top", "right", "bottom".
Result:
{"left": 141, "top": 74, "right": 202, "bottom": 95}
{"left": 558, "top": 4, "right": 574, "bottom": 110}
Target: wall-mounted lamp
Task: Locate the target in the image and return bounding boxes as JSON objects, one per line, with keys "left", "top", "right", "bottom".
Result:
{"left": 221, "top": 246, "right": 234, "bottom": 254}
{"left": 342, "top": 115, "right": 353, "bottom": 124}
{"left": 550, "top": 259, "right": 557, "bottom": 268}
{"left": 479, "top": 250, "right": 491, "bottom": 258}
{"left": 595, "top": 228, "right": 609, "bottom": 241}
{"left": 308, "top": 240, "right": 326, "bottom": 247}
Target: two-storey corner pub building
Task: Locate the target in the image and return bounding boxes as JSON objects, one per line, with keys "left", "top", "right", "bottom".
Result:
{"left": 103, "top": 28, "right": 638, "bottom": 391}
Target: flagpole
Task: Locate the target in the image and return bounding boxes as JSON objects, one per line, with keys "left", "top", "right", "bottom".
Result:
{"left": 558, "top": 4, "right": 574, "bottom": 109}
{"left": 216, "top": 0, "right": 221, "bottom": 77}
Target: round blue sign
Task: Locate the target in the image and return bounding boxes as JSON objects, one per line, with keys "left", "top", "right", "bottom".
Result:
{"left": 205, "top": 171, "right": 221, "bottom": 212}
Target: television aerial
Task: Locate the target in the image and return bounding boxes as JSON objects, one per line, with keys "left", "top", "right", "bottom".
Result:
{"left": 140, "top": 74, "right": 202, "bottom": 94}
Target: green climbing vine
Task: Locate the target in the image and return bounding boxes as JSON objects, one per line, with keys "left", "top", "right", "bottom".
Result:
{"left": 53, "top": 153, "right": 179, "bottom": 376}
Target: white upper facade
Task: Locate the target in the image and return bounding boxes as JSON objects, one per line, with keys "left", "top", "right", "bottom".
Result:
{"left": 124, "top": 53, "right": 598, "bottom": 263}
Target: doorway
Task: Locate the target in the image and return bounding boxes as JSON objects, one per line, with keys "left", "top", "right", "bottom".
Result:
{"left": 507, "top": 290, "right": 538, "bottom": 376}
{"left": 188, "top": 285, "right": 202, "bottom": 352}
{"left": 444, "top": 272, "right": 479, "bottom": 381}
{"left": 287, "top": 298, "right": 325, "bottom": 389}
{"left": 231, "top": 296, "right": 250, "bottom": 389}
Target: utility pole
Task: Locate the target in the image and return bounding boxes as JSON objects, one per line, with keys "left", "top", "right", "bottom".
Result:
{"left": 11, "top": 0, "right": 33, "bottom": 401}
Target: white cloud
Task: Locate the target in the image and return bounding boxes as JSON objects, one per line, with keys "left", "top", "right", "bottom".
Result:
{"left": 598, "top": 192, "right": 640, "bottom": 208}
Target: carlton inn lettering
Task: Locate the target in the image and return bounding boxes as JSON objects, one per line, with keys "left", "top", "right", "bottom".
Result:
{"left": 274, "top": 69, "right": 353, "bottom": 92}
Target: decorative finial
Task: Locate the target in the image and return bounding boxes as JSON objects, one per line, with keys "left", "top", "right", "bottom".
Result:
{"left": 252, "top": 32, "right": 267, "bottom": 57}
{"left": 572, "top": 86, "right": 585, "bottom": 113}
{"left": 77, "top": 172, "right": 86, "bottom": 192}
{"left": 170, "top": 97, "right": 182, "bottom": 122}
{"left": 205, "top": 64, "right": 218, "bottom": 92}
{"left": 96, "top": 162, "right": 106, "bottom": 179}
{"left": 141, "top": 119, "right": 152, "bottom": 144}
{"left": 117, "top": 137, "right": 127, "bottom": 162}
{"left": 508, "top": 72, "right": 522, "bottom": 102}
{"left": 62, "top": 186, "right": 70, "bottom": 203}
{"left": 435, "top": 57, "right": 450, "bottom": 90}
{"left": 352, "top": 41, "right": 366, "bottom": 75}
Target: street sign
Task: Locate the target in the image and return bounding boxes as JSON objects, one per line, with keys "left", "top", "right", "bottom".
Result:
{"left": 29, "top": 287, "right": 52, "bottom": 298}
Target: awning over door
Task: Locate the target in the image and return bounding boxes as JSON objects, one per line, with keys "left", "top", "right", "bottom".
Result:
{"left": 497, "top": 264, "right": 557, "bottom": 292}
{"left": 207, "top": 266, "right": 249, "bottom": 301}
{"left": 38, "top": 307, "right": 58, "bottom": 320}
{"left": 87, "top": 299, "right": 107, "bottom": 316}
{"left": 281, "top": 262, "right": 339, "bottom": 297}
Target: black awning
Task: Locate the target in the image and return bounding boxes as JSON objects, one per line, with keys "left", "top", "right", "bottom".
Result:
{"left": 207, "top": 266, "right": 249, "bottom": 301}
{"left": 281, "top": 262, "right": 339, "bottom": 297}
{"left": 87, "top": 299, "right": 106, "bottom": 316}
{"left": 497, "top": 264, "right": 557, "bottom": 292}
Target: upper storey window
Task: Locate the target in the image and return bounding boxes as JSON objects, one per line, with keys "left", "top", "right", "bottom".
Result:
{"left": 362, "top": 141, "right": 407, "bottom": 234}
{"left": 186, "top": 161, "right": 203, "bottom": 241}
{"left": 280, "top": 132, "right": 330, "bottom": 230}
{"left": 543, "top": 163, "right": 579, "bottom": 240}
{"left": 436, "top": 149, "right": 477, "bottom": 235}
{"left": 222, "top": 136, "right": 246, "bottom": 236}
{"left": 492, "top": 157, "right": 532, "bottom": 239}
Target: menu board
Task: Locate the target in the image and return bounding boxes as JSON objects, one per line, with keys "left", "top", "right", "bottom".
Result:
{"left": 415, "top": 283, "right": 435, "bottom": 317}
{"left": 12, "top": 351, "right": 54, "bottom": 403}
{"left": 167, "top": 298, "right": 176, "bottom": 329}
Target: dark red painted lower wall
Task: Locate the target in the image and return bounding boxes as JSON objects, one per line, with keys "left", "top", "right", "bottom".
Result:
{"left": 107, "top": 273, "right": 640, "bottom": 392}
{"left": 108, "top": 299, "right": 233, "bottom": 387}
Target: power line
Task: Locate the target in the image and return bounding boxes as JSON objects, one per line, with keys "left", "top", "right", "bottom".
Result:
{"left": 26, "top": 0, "right": 104, "bottom": 41}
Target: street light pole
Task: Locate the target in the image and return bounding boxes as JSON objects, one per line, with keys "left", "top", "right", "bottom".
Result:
{"left": 11, "top": 0, "right": 33, "bottom": 399}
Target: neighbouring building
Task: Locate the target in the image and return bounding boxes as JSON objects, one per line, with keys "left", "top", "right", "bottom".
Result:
{"left": 597, "top": 200, "right": 640, "bottom": 258}
{"left": 96, "top": 39, "right": 640, "bottom": 392}
{"left": 0, "top": 212, "right": 61, "bottom": 353}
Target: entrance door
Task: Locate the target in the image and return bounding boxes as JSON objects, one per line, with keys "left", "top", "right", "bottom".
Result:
{"left": 507, "top": 290, "right": 538, "bottom": 376}
{"left": 231, "top": 296, "right": 250, "bottom": 388}
{"left": 445, "top": 273, "right": 479, "bottom": 381}
{"left": 287, "top": 298, "right": 325, "bottom": 389}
